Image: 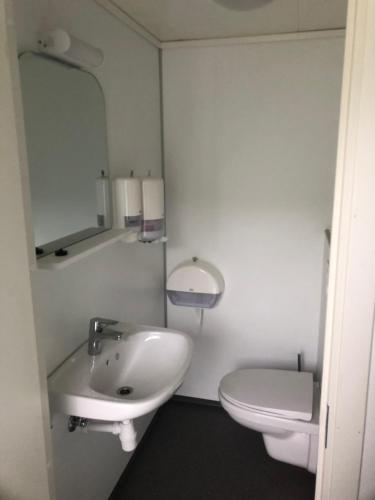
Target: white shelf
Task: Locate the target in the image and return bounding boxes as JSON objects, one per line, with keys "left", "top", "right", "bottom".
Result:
{"left": 36, "top": 230, "right": 168, "bottom": 270}
{"left": 36, "top": 229, "right": 125, "bottom": 270}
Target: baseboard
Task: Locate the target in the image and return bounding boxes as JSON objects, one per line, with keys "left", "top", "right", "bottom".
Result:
{"left": 171, "top": 395, "right": 221, "bottom": 407}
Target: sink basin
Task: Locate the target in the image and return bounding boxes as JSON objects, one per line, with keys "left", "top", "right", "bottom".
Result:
{"left": 48, "top": 323, "right": 193, "bottom": 421}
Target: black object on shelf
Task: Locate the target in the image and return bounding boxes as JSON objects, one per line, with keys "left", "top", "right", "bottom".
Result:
{"left": 55, "top": 248, "right": 68, "bottom": 257}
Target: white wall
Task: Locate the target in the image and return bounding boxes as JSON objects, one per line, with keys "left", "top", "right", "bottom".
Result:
{"left": 13, "top": 1, "right": 164, "bottom": 499}
{"left": 163, "top": 35, "right": 344, "bottom": 400}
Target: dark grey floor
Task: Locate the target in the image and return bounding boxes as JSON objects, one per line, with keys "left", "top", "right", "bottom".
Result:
{"left": 109, "top": 399, "right": 315, "bottom": 500}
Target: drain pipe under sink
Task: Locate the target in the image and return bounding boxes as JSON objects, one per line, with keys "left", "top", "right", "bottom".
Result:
{"left": 76, "top": 418, "right": 137, "bottom": 451}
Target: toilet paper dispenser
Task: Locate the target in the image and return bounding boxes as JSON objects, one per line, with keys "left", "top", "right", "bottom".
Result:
{"left": 166, "top": 258, "right": 225, "bottom": 308}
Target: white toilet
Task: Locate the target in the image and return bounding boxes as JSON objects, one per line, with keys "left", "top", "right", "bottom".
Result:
{"left": 219, "top": 368, "right": 320, "bottom": 473}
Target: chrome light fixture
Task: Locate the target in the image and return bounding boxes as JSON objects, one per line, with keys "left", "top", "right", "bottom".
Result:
{"left": 37, "top": 29, "right": 103, "bottom": 68}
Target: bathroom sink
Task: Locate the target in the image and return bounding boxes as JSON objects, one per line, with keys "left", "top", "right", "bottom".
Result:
{"left": 48, "top": 323, "right": 193, "bottom": 421}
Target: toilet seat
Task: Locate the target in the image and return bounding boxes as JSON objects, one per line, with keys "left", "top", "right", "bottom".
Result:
{"left": 219, "top": 368, "right": 320, "bottom": 473}
{"left": 219, "top": 369, "right": 313, "bottom": 421}
{"left": 219, "top": 390, "right": 320, "bottom": 436}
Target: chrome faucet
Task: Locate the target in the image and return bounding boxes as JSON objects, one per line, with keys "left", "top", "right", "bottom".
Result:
{"left": 88, "top": 317, "right": 123, "bottom": 356}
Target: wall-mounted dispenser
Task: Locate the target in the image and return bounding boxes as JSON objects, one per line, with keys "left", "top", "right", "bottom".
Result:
{"left": 140, "top": 178, "right": 165, "bottom": 242}
{"left": 113, "top": 177, "right": 142, "bottom": 232}
{"left": 96, "top": 171, "right": 111, "bottom": 228}
{"left": 167, "top": 258, "right": 225, "bottom": 308}
{"left": 37, "top": 29, "right": 104, "bottom": 68}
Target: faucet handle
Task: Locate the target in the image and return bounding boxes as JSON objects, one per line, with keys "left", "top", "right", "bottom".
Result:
{"left": 89, "top": 317, "right": 118, "bottom": 333}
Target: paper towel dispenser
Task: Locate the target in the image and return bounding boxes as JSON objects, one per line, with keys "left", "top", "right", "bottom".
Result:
{"left": 167, "top": 258, "right": 224, "bottom": 308}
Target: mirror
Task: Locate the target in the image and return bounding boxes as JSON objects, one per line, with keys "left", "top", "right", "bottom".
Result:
{"left": 19, "top": 52, "right": 111, "bottom": 257}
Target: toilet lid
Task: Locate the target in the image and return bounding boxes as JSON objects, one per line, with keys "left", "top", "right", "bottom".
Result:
{"left": 219, "top": 369, "right": 313, "bottom": 421}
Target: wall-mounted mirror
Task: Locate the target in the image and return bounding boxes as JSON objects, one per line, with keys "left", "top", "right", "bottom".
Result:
{"left": 19, "top": 52, "right": 111, "bottom": 258}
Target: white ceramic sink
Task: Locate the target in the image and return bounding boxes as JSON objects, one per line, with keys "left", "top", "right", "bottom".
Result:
{"left": 48, "top": 323, "right": 193, "bottom": 421}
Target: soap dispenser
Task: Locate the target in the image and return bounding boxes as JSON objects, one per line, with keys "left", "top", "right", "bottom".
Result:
{"left": 139, "top": 177, "right": 165, "bottom": 242}
{"left": 112, "top": 176, "right": 142, "bottom": 232}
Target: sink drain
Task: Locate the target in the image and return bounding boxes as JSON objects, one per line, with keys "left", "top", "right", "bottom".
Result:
{"left": 117, "top": 386, "right": 133, "bottom": 396}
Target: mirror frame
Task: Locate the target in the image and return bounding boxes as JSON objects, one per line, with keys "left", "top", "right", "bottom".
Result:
{"left": 19, "top": 51, "right": 112, "bottom": 259}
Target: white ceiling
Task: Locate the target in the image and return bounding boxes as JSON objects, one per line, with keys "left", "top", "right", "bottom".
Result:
{"left": 106, "top": 0, "right": 347, "bottom": 43}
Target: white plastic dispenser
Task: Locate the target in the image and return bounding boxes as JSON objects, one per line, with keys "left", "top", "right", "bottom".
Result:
{"left": 96, "top": 171, "right": 111, "bottom": 228}
{"left": 167, "top": 258, "right": 225, "bottom": 308}
{"left": 113, "top": 177, "right": 142, "bottom": 232}
{"left": 140, "top": 178, "right": 165, "bottom": 242}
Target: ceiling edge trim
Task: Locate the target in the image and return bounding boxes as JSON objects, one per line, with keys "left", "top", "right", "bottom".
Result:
{"left": 161, "top": 28, "right": 346, "bottom": 50}
{"left": 93, "top": 2, "right": 345, "bottom": 51}
{"left": 95, "top": 0, "right": 162, "bottom": 48}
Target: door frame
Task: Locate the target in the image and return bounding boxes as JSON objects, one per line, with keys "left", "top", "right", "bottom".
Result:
{"left": 0, "top": 1, "right": 55, "bottom": 498}
{"left": 315, "top": 0, "right": 375, "bottom": 498}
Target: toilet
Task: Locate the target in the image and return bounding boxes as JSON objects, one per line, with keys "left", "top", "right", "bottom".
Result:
{"left": 219, "top": 368, "right": 320, "bottom": 473}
